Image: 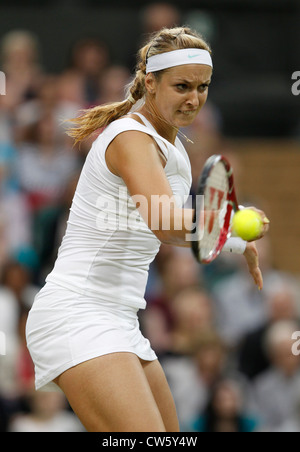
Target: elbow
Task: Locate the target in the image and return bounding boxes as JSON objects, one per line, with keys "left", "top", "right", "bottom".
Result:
{"left": 154, "top": 229, "right": 172, "bottom": 244}
{"left": 152, "top": 228, "right": 184, "bottom": 246}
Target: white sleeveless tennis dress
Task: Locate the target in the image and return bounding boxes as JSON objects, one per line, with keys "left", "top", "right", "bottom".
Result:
{"left": 26, "top": 113, "right": 192, "bottom": 391}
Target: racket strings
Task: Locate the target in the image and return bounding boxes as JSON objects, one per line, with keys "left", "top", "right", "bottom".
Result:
{"left": 200, "top": 162, "right": 229, "bottom": 260}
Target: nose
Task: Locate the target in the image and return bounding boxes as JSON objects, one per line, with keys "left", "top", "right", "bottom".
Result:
{"left": 186, "top": 89, "right": 200, "bottom": 108}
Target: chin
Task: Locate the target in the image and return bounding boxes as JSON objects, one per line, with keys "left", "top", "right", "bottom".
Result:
{"left": 175, "top": 111, "right": 197, "bottom": 126}
{"left": 175, "top": 117, "right": 195, "bottom": 128}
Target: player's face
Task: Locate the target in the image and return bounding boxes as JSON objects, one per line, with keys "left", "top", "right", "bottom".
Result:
{"left": 149, "top": 64, "right": 212, "bottom": 128}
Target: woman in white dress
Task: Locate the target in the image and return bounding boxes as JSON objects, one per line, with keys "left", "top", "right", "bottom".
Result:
{"left": 26, "top": 26, "right": 268, "bottom": 432}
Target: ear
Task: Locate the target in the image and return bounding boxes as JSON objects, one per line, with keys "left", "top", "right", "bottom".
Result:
{"left": 144, "top": 73, "right": 157, "bottom": 95}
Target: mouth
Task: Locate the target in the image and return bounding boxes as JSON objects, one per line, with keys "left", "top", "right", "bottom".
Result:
{"left": 178, "top": 110, "right": 197, "bottom": 116}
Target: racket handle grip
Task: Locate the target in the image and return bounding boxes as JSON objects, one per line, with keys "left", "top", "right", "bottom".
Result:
{"left": 222, "top": 237, "right": 247, "bottom": 255}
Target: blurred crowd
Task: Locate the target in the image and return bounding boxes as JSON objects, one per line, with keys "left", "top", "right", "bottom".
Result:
{"left": 1, "top": 2, "right": 300, "bottom": 433}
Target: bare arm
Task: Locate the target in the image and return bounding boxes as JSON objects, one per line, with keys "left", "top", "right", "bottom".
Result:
{"left": 106, "top": 130, "right": 193, "bottom": 246}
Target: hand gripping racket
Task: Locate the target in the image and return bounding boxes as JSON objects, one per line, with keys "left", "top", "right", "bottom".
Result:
{"left": 191, "top": 154, "right": 239, "bottom": 264}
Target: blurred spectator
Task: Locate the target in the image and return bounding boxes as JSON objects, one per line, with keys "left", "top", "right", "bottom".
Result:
{"left": 168, "top": 286, "right": 215, "bottom": 355}
{"left": 191, "top": 378, "right": 260, "bottom": 432}
{"left": 209, "top": 236, "right": 290, "bottom": 349}
{"left": 143, "top": 267, "right": 216, "bottom": 429}
{"left": 32, "top": 172, "right": 79, "bottom": 283}
{"left": 15, "top": 114, "right": 80, "bottom": 212}
{"left": 0, "top": 190, "right": 32, "bottom": 270}
{"left": 127, "top": 3, "right": 182, "bottom": 70}
{"left": 98, "top": 65, "right": 131, "bottom": 104}
{"left": 0, "top": 30, "right": 43, "bottom": 113}
{"left": 142, "top": 247, "right": 201, "bottom": 356}
{"left": 0, "top": 97, "right": 13, "bottom": 144}
{"left": 64, "top": 37, "right": 110, "bottom": 106}
{"left": 14, "top": 74, "right": 80, "bottom": 147}
{"left": 0, "top": 397, "right": 8, "bottom": 432}
{"left": 161, "top": 329, "right": 234, "bottom": 430}
{"left": 0, "top": 276, "right": 20, "bottom": 397}
{"left": 0, "top": 101, "right": 33, "bottom": 266}
{"left": 8, "top": 391, "right": 85, "bottom": 432}
{"left": 141, "top": 3, "right": 181, "bottom": 34}
{"left": 238, "top": 279, "right": 300, "bottom": 380}
{"left": 1, "top": 260, "right": 39, "bottom": 314}
{"left": 0, "top": 140, "right": 19, "bottom": 194}
{"left": 56, "top": 70, "right": 86, "bottom": 108}
{"left": 252, "top": 320, "right": 300, "bottom": 432}
{"left": 0, "top": 260, "right": 39, "bottom": 395}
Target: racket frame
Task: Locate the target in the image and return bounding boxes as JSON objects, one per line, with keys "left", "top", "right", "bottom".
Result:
{"left": 191, "top": 154, "right": 239, "bottom": 264}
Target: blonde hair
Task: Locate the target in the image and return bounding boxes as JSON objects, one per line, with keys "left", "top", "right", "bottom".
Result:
{"left": 68, "top": 27, "right": 211, "bottom": 144}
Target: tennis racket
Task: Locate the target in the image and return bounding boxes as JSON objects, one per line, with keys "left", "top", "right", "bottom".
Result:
{"left": 191, "top": 154, "right": 239, "bottom": 264}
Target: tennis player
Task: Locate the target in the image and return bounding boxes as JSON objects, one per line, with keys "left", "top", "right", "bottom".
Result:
{"left": 26, "top": 27, "right": 268, "bottom": 432}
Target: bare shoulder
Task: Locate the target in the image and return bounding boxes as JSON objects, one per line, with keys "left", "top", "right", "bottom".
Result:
{"left": 106, "top": 128, "right": 162, "bottom": 177}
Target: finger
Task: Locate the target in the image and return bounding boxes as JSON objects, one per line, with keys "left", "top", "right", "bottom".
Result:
{"left": 254, "top": 217, "right": 269, "bottom": 240}
{"left": 248, "top": 208, "right": 269, "bottom": 223}
{"left": 254, "top": 267, "right": 263, "bottom": 290}
{"left": 248, "top": 265, "right": 263, "bottom": 290}
{"left": 249, "top": 207, "right": 266, "bottom": 219}
{"left": 255, "top": 225, "right": 269, "bottom": 240}
{"left": 262, "top": 217, "right": 270, "bottom": 233}
{"left": 262, "top": 223, "right": 269, "bottom": 237}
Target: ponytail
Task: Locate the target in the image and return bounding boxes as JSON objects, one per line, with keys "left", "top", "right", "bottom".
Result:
{"left": 67, "top": 98, "right": 134, "bottom": 144}
{"left": 67, "top": 55, "right": 148, "bottom": 144}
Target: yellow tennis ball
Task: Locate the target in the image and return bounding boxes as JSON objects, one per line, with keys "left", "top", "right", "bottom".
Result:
{"left": 232, "top": 209, "right": 263, "bottom": 241}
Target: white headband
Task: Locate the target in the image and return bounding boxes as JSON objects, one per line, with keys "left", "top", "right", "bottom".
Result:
{"left": 146, "top": 48, "right": 213, "bottom": 74}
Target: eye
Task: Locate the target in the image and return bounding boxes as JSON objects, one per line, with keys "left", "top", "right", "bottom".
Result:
{"left": 176, "top": 83, "right": 188, "bottom": 91}
{"left": 198, "top": 84, "right": 209, "bottom": 93}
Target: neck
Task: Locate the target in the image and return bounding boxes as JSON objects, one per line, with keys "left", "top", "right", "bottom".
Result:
{"left": 138, "top": 102, "right": 178, "bottom": 145}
